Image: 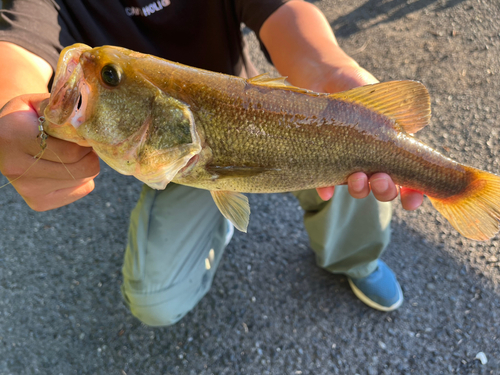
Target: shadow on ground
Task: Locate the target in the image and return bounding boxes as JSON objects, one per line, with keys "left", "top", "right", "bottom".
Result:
{"left": 309, "top": 0, "right": 467, "bottom": 37}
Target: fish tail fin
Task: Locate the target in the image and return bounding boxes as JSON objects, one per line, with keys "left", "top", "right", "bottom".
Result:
{"left": 428, "top": 167, "right": 500, "bottom": 241}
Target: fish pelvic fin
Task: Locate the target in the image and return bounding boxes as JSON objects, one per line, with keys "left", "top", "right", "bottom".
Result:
{"left": 428, "top": 167, "right": 500, "bottom": 241}
{"left": 210, "top": 190, "right": 250, "bottom": 233}
{"left": 330, "top": 81, "right": 431, "bottom": 134}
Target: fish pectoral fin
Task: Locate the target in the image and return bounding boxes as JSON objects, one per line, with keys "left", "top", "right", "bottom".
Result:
{"left": 206, "top": 165, "right": 279, "bottom": 178}
{"left": 210, "top": 190, "right": 250, "bottom": 233}
{"left": 136, "top": 143, "right": 201, "bottom": 190}
{"left": 330, "top": 81, "right": 431, "bottom": 134}
{"left": 139, "top": 154, "right": 191, "bottom": 190}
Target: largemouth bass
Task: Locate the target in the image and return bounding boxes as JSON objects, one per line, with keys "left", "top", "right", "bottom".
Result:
{"left": 43, "top": 43, "right": 500, "bottom": 240}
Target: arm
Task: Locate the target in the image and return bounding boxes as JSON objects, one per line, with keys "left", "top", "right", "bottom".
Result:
{"left": 0, "top": 42, "right": 100, "bottom": 211}
{"left": 0, "top": 42, "right": 53, "bottom": 103}
{"left": 260, "top": 1, "right": 423, "bottom": 210}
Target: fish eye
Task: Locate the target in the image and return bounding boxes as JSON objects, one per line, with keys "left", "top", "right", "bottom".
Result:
{"left": 101, "top": 64, "right": 122, "bottom": 87}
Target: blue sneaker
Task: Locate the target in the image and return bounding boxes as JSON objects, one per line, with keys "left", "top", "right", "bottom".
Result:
{"left": 347, "top": 260, "right": 403, "bottom": 311}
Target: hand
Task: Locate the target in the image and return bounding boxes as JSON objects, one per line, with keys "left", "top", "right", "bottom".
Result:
{"left": 316, "top": 175, "right": 424, "bottom": 211}
{"left": 314, "top": 64, "right": 424, "bottom": 211}
{"left": 0, "top": 93, "right": 100, "bottom": 211}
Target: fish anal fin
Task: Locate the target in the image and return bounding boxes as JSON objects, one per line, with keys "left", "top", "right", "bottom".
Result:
{"left": 211, "top": 190, "right": 250, "bottom": 233}
{"left": 330, "top": 81, "right": 431, "bottom": 134}
{"left": 207, "top": 165, "right": 280, "bottom": 179}
{"left": 428, "top": 167, "right": 500, "bottom": 241}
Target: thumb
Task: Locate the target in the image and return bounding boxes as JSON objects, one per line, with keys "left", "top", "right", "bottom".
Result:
{"left": 20, "top": 93, "right": 51, "bottom": 117}
{"left": 0, "top": 93, "right": 50, "bottom": 118}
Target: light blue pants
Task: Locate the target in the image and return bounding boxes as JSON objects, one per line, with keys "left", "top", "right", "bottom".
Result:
{"left": 121, "top": 184, "right": 392, "bottom": 326}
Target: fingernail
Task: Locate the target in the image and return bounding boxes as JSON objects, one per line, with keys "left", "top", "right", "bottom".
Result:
{"left": 371, "top": 178, "right": 389, "bottom": 192}
{"left": 349, "top": 178, "right": 365, "bottom": 193}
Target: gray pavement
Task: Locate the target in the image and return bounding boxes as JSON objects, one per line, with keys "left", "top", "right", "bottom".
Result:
{"left": 1, "top": 0, "right": 500, "bottom": 374}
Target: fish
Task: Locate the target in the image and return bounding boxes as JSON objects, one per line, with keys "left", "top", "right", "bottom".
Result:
{"left": 42, "top": 43, "right": 500, "bottom": 240}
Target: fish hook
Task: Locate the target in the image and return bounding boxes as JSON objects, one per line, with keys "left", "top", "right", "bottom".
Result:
{"left": 36, "top": 116, "right": 48, "bottom": 156}
{"left": 35, "top": 116, "right": 76, "bottom": 181}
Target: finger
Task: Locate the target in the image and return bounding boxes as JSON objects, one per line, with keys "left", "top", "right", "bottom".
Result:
{"left": 0, "top": 93, "right": 49, "bottom": 117}
{"left": 4, "top": 150, "right": 100, "bottom": 181}
{"left": 36, "top": 98, "right": 50, "bottom": 117}
{"left": 400, "top": 187, "right": 424, "bottom": 211}
{"left": 369, "top": 173, "right": 399, "bottom": 202}
{"left": 13, "top": 176, "right": 97, "bottom": 202}
{"left": 3, "top": 110, "right": 93, "bottom": 164}
{"left": 0, "top": 101, "right": 93, "bottom": 165}
{"left": 347, "top": 172, "right": 370, "bottom": 199}
{"left": 316, "top": 186, "right": 334, "bottom": 201}
{"left": 23, "top": 93, "right": 50, "bottom": 117}
{"left": 28, "top": 136, "right": 95, "bottom": 164}
{"left": 26, "top": 180, "right": 96, "bottom": 211}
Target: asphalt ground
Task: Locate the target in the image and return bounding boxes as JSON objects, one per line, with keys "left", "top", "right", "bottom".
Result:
{"left": 1, "top": 0, "right": 499, "bottom": 374}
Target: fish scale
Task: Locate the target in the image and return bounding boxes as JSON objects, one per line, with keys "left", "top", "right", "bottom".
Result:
{"left": 186, "top": 87, "right": 468, "bottom": 197}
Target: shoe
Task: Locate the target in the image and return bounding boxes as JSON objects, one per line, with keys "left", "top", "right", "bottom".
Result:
{"left": 224, "top": 219, "right": 234, "bottom": 246}
{"left": 347, "top": 260, "right": 403, "bottom": 312}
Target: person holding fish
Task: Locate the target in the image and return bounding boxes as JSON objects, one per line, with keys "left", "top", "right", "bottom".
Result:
{"left": 0, "top": 0, "right": 428, "bottom": 325}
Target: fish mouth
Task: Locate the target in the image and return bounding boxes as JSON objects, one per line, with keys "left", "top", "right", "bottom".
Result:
{"left": 44, "top": 44, "right": 92, "bottom": 127}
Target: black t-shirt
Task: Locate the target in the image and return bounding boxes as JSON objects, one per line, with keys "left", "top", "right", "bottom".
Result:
{"left": 0, "top": 0, "right": 290, "bottom": 77}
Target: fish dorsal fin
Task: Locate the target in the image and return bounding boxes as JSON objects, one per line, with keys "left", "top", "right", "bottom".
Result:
{"left": 248, "top": 73, "right": 312, "bottom": 94}
{"left": 329, "top": 81, "right": 431, "bottom": 134}
{"left": 211, "top": 190, "right": 250, "bottom": 233}
{"left": 248, "top": 73, "right": 290, "bottom": 88}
